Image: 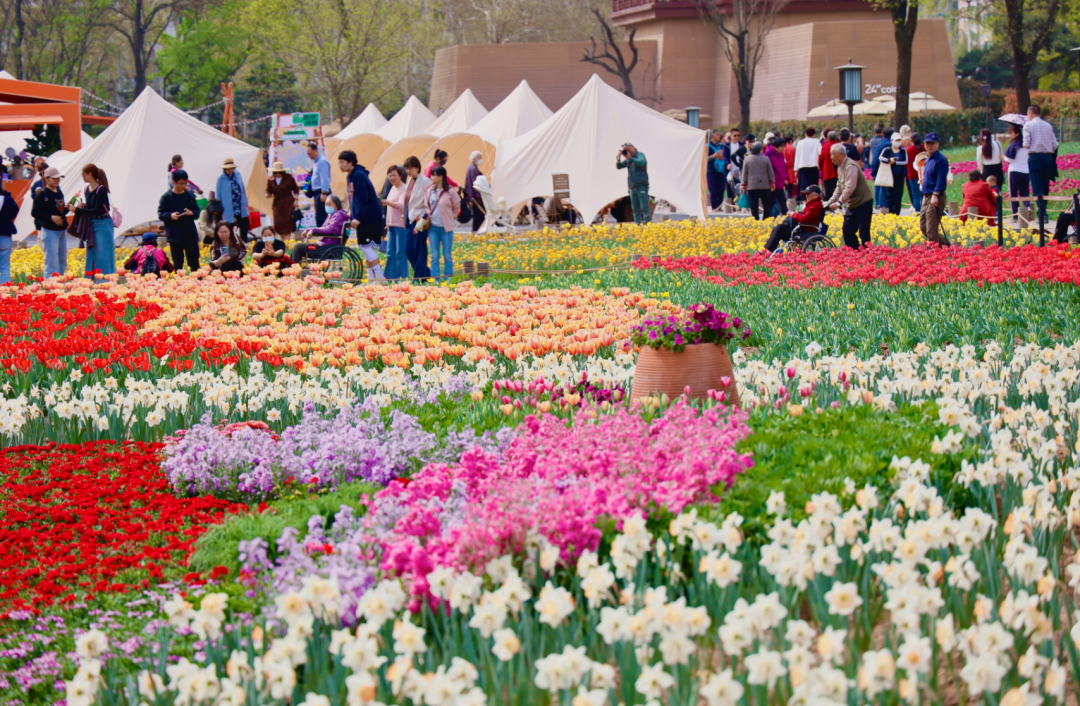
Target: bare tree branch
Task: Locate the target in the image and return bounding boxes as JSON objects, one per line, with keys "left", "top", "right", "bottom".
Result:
{"left": 581, "top": 7, "right": 640, "bottom": 98}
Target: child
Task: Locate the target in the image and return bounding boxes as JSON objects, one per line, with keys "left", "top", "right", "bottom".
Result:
{"left": 124, "top": 233, "right": 175, "bottom": 277}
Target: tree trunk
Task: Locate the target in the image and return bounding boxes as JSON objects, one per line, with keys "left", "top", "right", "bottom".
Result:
{"left": 735, "top": 35, "right": 751, "bottom": 133}
{"left": 132, "top": 0, "right": 148, "bottom": 96}
{"left": 891, "top": 1, "right": 917, "bottom": 129}
{"left": 13, "top": 0, "right": 25, "bottom": 79}
{"left": 1002, "top": 0, "right": 1030, "bottom": 113}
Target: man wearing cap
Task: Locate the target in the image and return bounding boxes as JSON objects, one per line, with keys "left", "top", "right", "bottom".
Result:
{"left": 825, "top": 142, "right": 874, "bottom": 249}
{"left": 30, "top": 166, "right": 69, "bottom": 278}
{"left": 1023, "top": 104, "right": 1059, "bottom": 230}
{"left": 158, "top": 169, "right": 203, "bottom": 271}
{"left": 918, "top": 133, "right": 950, "bottom": 246}
{"left": 764, "top": 185, "right": 825, "bottom": 252}
{"left": 216, "top": 158, "right": 250, "bottom": 242}
{"left": 305, "top": 143, "right": 331, "bottom": 227}
{"left": 616, "top": 142, "right": 651, "bottom": 225}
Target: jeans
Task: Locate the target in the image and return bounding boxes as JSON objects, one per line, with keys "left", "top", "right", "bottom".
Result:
{"left": 41, "top": 227, "right": 68, "bottom": 278}
{"left": 1009, "top": 172, "right": 1031, "bottom": 216}
{"left": 0, "top": 236, "right": 11, "bottom": 284}
{"left": 842, "top": 201, "right": 873, "bottom": 248}
{"left": 405, "top": 217, "right": 430, "bottom": 281}
{"left": 170, "top": 235, "right": 200, "bottom": 271}
{"left": 747, "top": 189, "right": 772, "bottom": 220}
{"left": 428, "top": 224, "right": 453, "bottom": 280}
{"left": 906, "top": 178, "right": 922, "bottom": 212}
{"left": 87, "top": 217, "right": 116, "bottom": 276}
{"left": 1028, "top": 153, "right": 1054, "bottom": 227}
{"left": 629, "top": 184, "right": 651, "bottom": 224}
{"left": 384, "top": 225, "right": 408, "bottom": 280}
{"left": 772, "top": 188, "right": 788, "bottom": 216}
{"left": 873, "top": 185, "right": 887, "bottom": 209}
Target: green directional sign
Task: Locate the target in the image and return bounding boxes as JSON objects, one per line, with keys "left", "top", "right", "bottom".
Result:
{"left": 291, "top": 112, "right": 320, "bottom": 128}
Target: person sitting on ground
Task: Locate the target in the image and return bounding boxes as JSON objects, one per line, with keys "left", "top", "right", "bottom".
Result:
{"left": 764, "top": 185, "right": 825, "bottom": 252}
{"left": 209, "top": 222, "right": 245, "bottom": 273}
{"left": 124, "top": 233, "right": 175, "bottom": 277}
{"left": 292, "top": 195, "right": 349, "bottom": 263}
{"left": 251, "top": 226, "right": 292, "bottom": 271}
{"left": 959, "top": 170, "right": 997, "bottom": 226}
{"left": 1052, "top": 194, "right": 1078, "bottom": 245}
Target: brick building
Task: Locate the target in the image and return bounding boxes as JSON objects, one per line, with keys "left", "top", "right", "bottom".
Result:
{"left": 429, "top": 0, "right": 961, "bottom": 125}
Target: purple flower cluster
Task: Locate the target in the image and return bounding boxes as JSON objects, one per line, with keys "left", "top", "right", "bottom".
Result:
{"left": 238, "top": 505, "right": 377, "bottom": 625}
{"left": 164, "top": 399, "right": 516, "bottom": 501}
{"left": 630, "top": 303, "right": 751, "bottom": 352}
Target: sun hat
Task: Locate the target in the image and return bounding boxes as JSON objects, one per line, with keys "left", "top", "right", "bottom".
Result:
{"left": 270, "top": 161, "right": 287, "bottom": 173}
{"left": 221, "top": 158, "right": 237, "bottom": 169}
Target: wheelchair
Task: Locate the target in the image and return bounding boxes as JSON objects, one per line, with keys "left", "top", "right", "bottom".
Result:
{"left": 769, "top": 222, "right": 835, "bottom": 260}
{"left": 295, "top": 223, "right": 366, "bottom": 280}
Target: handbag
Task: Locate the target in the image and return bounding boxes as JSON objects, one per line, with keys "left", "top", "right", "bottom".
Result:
{"left": 414, "top": 214, "right": 430, "bottom": 232}
{"left": 292, "top": 208, "right": 303, "bottom": 225}
{"left": 875, "top": 160, "right": 895, "bottom": 188}
{"left": 456, "top": 188, "right": 472, "bottom": 224}
{"left": 111, "top": 205, "right": 123, "bottom": 228}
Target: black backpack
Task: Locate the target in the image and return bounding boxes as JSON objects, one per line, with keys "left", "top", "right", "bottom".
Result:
{"left": 456, "top": 186, "right": 472, "bottom": 224}
{"left": 139, "top": 249, "right": 162, "bottom": 276}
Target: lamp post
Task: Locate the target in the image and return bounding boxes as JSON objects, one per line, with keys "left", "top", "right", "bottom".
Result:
{"left": 685, "top": 105, "right": 700, "bottom": 129}
{"left": 834, "top": 59, "right": 865, "bottom": 133}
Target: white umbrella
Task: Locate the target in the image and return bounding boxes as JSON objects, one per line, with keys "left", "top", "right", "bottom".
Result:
{"left": 854, "top": 101, "right": 891, "bottom": 116}
{"left": 806, "top": 99, "right": 849, "bottom": 119}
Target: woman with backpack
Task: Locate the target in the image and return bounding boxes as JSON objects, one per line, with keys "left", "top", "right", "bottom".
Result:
{"left": 124, "top": 233, "right": 174, "bottom": 277}
{"left": 423, "top": 166, "right": 461, "bottom": 281}
{"left": 73, "top": 163, "right": 117, "bottom": 277}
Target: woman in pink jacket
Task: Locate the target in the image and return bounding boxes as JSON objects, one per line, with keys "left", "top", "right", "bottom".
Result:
{"left": 764, "top": 137, "right": 788, "bottom": 216}
{"left": 424, "top": 166, "right": 461, "bottom": 281}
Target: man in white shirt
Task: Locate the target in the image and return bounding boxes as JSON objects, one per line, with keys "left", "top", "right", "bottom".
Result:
{"left": 794, "top": 126, "right": 822, "bottom": 203}
{"left": 1022, "top": 103, "right": 1059, "bottom": 229}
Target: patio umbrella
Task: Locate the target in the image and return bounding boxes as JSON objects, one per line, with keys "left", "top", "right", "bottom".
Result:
{"left": 807, "top": 99, "right": 848, "bottom": 118}
{"left": 997, "top": 113, "right": 1027, "bottom": 126}
{"left": 908, "top": 93, "right": 955, "bottom": 112}
{"left": 854, "top": 101, "right": 891, "bottom": 116}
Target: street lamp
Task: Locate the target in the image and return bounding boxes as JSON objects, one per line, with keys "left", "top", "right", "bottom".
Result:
{"left": 834, "top": 59, "right": 865, "bottom": 133}
{"left": 685, "top": 105, "right": 700, "bottom": 129}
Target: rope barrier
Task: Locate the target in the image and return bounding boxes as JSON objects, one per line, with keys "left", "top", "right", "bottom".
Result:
{"left": 209, "top": 114, "right": 273, "bottom": 128}
{"left": 81, "top": 90, "right": 126, "bottom": 112}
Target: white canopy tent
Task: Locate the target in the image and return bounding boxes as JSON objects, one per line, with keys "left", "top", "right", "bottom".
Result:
{"left": 376, "top": 96, "right": 437, "bottom": 144}
{"left": 333, "top": 103, "right": 388, "bottom": 142}
{"left": 0, "top": 129, "right": 95, "bottom": 157}
{"left": 14, "top": 86, "right": 268, "bottom": 239}
{"left": 492, "top": 74, "right": 707, "bottom": 224}
{"left": 421, "top": 80, "right": 552, "bottom": 185}
{"left": 425, "top": 89, "right": 488, "bottom": 139}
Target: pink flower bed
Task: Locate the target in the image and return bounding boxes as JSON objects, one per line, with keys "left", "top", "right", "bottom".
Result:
{"left": 369, "top": 403, "right": 752, "bottom": 598}
{"left": 951, "top": 153, "right": 1080, "bottom": 175}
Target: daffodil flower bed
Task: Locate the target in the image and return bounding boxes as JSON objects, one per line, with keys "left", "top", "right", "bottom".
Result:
{"left": 62, "top": 329, "right": 1080, "bottom": 705}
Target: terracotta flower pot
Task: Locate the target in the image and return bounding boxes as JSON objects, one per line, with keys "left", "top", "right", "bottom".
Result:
{"left": 630, "top": 343, "right": 740, "bottom": 406}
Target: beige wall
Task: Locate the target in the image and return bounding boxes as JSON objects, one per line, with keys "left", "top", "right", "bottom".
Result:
{"left": 428, "top": 16, "right": 960, "bottom": 125}
{"left": 429, "top": 41, "right": 659, "bottom": 113}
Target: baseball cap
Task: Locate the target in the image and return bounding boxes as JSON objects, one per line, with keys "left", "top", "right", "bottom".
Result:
{"left": 142, "top": 233, "right": 157, "bottom": 245}
{"left": 891, "top": 133, "right": 903, "bottom": 143}
{"left": 800, "top": 185, "right": 822, "bottom": 195}
{"left": 923, "top": 133, "right": 940, "bottom": 143}
{"left": 43, "top": 166, "right": 61, "bottom": 178}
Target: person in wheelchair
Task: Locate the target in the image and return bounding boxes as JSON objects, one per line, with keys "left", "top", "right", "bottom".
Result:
{"left": 292, "top": 195, "right": 349, "bottom": 263}
{"left": 764, "top": 184, "right": 825, "bottom": 252}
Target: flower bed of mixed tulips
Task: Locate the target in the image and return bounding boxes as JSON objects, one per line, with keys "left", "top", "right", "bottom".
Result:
{"left": 5, "top": 237, "right": 1080, "bottom": 706}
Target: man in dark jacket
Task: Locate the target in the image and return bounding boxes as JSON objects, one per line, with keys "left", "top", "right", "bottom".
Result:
{"left": 338, "top": 149, "right": 384, "bottom": 281}
{"left": 157, "top": 169, "right": 202, "bottom": 271}
{"left": 616, "top": 142, "right": 651, "bottom": 224}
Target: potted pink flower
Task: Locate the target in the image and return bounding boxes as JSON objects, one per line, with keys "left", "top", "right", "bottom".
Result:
{"left": 628, "top": 303, "right": 750, "bottom": 405}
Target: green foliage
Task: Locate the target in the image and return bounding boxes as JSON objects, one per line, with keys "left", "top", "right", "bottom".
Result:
{"left": 156, "top": 0, "right": 254, "bottom": 111}
{"left": 189, "top": 483, "right": 378, "bottom": 574}
{"left": 234, "top": 59, "right": 302, "bottom": 146}
{"left": 22, "top": 124, "right": 61, "bottom": 159}
{"left": 699, "top": 402, "right": 975, "bottom": 543}
{"left": 712, "top": 108, "right": 996, "bottom": 145}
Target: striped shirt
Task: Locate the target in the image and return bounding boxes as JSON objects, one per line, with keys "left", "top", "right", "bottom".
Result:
{"left": 1022, "top": 117, "right": 1058, "bottom": 154}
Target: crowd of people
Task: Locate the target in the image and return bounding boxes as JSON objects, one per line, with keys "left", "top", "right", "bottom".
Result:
{"left": 0, "top": 103, "right": 1073, "bottom": 284}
